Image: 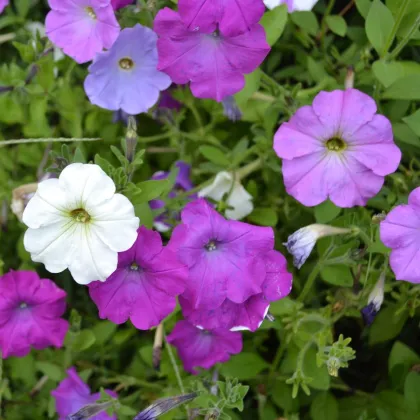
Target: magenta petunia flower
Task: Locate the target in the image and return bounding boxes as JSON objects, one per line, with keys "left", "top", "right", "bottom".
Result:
{"left": 0, "top": 0, "right": 9, "bottom": 14}
{"left": 0, "top": 270, "right": 68, "bottom": 358}
{"left": 274, "top": 89, "right": 401, "bottom": 208}
{"left": 111, "top": 0, "right": 133, "bottom": 10}
{"left": 178, "top": 0, "right": 265, "bottom": 37}
{"left": 166, "top": 320, "right": 242, "bottom": 374}
{"left": 154, "top": 8, "right": 270, "bottom": 102}
{"left": 84, "top": 24, "right": 171, "bottom": 115}
{"left": 88, "top": 226, "right": 187, "bottom": 330}
{"left": 51, "top": 367, "right": 116, "bottom": 420}
{"left": 180, "top": 250, "right": 292, "bottom": 331}
{"left": 45, "top": 0, "right": 120, "bottom": 64}
{"left": 380, "top": 187, "right": 420, "bottom": 284}
{"left": 168, "top": 199, "right": 274, "bottom": 310}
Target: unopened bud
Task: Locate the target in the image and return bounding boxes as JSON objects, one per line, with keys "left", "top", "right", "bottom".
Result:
{"left": 11, "top": 183, "right": 38, "bottom": 221}
{"left": 222, "top": 96, "right": 242, "bottom": 122}
{"left": 361, "top": 272, "right": 385, "bottom": 325}
{"left": 372, "top": 212, "right": 386, "bottom": 224}
{"left": 152, "top": 323, "right": 163, "bottom": 370}
{"left": 345, "top": 66, "right": 354, "bottom": 89}
{"left": 67, "top": 401, "right": 114, "bottom": 420}
{"left": 125, "top": 116, "right": 137, "bottom": 163}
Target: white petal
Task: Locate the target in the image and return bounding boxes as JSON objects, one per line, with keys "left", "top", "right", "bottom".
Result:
{"left": 293, "top": 0, "right": 319, "bottom": 10}
{"left": 263, "top": 0, "right": 282, "bottom": 9}
{"left": 154, "top": 221, "right": 171, "bottom": 232}
{"left": 225, "top": 184, "right": 254, "bottom": 220}
{"left": 198, "top": 172, "right": 234, "bottom": 201}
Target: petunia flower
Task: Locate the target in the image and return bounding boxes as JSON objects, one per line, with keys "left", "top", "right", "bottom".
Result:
{"left": 166, "top": 320, "right": 242, "bottom": 374}
{"left": 361, "top": 272, "right": 385, "bottom": 325}
{"left": 168, "top": 198, "right": 274, "bottom": 310}
{"left": 274, "top": 89, "right": 402, "bottom": 208}
{"left": 180, "top": 250, "right": 292, "bottom": 331}
{"left": 380, "top": 187, "right": 420, "bottom": 283}
{"left": 0, "top": 270, "right": 68, "bottom": 358}
{"left": 154, "top": 7, "right": 270, "bottom": 102}
{"left": 88, "top": 226, "right": 187, "bottom": 330}
{"left": 22, "top": 163, "right": 139, "bottom": 285}
{"left": 84, "top": 24, "right": 171, "bottom": 115}
{"left": 285, "top": 224, "right": 351, "bottom": 268}
{"left": 222, "top": 96, "right": 242, "bottom": 122}
{"left": 0, "top": 0, "right": 8, "bottom": 14}
{"left": 178, "top": 0, "right": 265, "bottom": 37}
{"left": 111, "top": 0, "right": 133, "bottom": 10}
{"left": 45, "top": 0, "right": 120, "bottom": 64}
{"left": 264, "top": 0, "right": 318, "bottom": 12}
{"left": 198, "top": 171, "right": 253, "bottom": 220}
{"left": 51, "top": 367, "right": 116, "bottom": 420}
{"left": 150, "top": 161, "right": 195, "bottom": 232}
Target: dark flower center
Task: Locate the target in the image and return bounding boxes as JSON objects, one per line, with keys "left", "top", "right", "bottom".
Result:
{"left": 85, "top": 7, "right": 97, "bottom": 19}
{"left": 326, "top": 137, "right": 347, "bottom": 152}
{"left": 19, "top": 302, "right": 28, "bottom": 309}
{"left": 70, "top": 208, "right": 91, "bottom": 223}
{"left": 119, "top": 57, "right": 134, "bottom": 70}
{"left": 205, "top": 240, "right": 218, "bottom": 252}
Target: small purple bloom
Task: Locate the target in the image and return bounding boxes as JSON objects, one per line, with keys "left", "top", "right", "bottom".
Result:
{"left": 111, "top": 0, "right": 133, "bottom": 10}
{"left": 0, "top": 0, "right": 9, "bottom": 13}
{"left": 380, "top": 187, "right": 420, "bottom": 283}
{"left": 158, "top": 88, "right": 182, "bottom": 111}
{"left": 154, "top": 8, "right": 270, "bottom": 102}
{"left": 88, "top": 226, "right": 187, "bottom": 330}
{"left": 84, "top": 24, "right": 171, "bottom": 114}
{"left": 168, "top": 199, "right": 274, "bottom": 310}
{"left": 180, "top": 250, "right": 292, "bottom": 331}
{"left": 166, "top": 320, "right": 242, "bottom": 374}
{"left": 51, "top": 367, "right": 117, "bottom": 420}
{"left": 45, "top": 0, "right": 120, "bottom": 64}
{"left": 0, "top": 270, "right": 68, "bottom": 358}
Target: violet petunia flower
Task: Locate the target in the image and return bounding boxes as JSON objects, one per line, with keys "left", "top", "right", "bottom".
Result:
{"left": 154, "top": 8, "right": 270, "bottom": 102}
{"left": 0, "top": 0, "right": 8, "bottom": 14}
{"left": 88, "top": 226, "right": 187, "bottom": 330}
{"left": 0, "top": 270, "right": 68, "bottom": 358}
{"left": 166, "top": 320, "right": 242, "bottom": 374}
{"left": 85, "top": 24, "right": 171, "bottom": 115}
{"left": 178, "top": 0, "right": 265, "bottom": 37}
{"left": 51, "top": 367, "right": 116, "bottom": 420}
{"left": 111, "top": 0, "right": 133, "bottom": 10}
{"left": 45, "top": 0, "right": 120, "bottom": 64}
{"left": 168, "top": 199, "right": 274, "bottom": 310}
{"left": 274, "top": 89, "right": 401, "bottom": 208}
{"left": 180, "top": 250, "right": 292, "bottom": 331}
{"left": 380, "top": 187, "right": 420, "bottom": 283}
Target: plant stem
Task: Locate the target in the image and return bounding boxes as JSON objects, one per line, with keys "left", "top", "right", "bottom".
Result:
{"left": 251, "top": 91, "right": 275, "bottom": 102}
{"left": 270, "top": 340, "right": 287, "bottom": 375}
{"left": 163, "top": 330, "right": 185, "bottom": 395}
{"left": 387, "top": 15, "right": 420, "bottom": 60}
{"left": 0, "top": 137, "right": 102, "bottom": 147}
{"left": 318, "top": 0, "right": 336, "bottom": 43}
{"left": 296, "top": 79, "right": 330, "bottom": 98}
{"left": 297, "top": 261, "right": 323, "bottom": 303}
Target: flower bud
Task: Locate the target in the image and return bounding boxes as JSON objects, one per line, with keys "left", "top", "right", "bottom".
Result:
{"left": 66, "top": 401, "right": 114, "bottom": 420}
{"left": 222, "top": 96, "right": 242, "bottom": 122}
{"left": 11, "top": 183, "right": 38, "bottom": 221}
{"left": 345, "top": 66, "right": 354, "bottom": 89}
{"left": 361, "top": 272, "right": 385, "bottom": 325}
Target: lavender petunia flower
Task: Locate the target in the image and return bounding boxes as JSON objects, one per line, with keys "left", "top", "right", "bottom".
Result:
{"left": 154, "top": 8, "right": 270, "bottom": 102}
{"left": 111, "top": 0, "right": 133, "bottom": 10}
{"left": 0, "top": 270, "right": 68, "bottom": 358}
{"left": 45, "top": 0, "right": 120, "bottom": 64}
{"left": 380, "top": 187, "right": 420, "bottom": 283}
{"left": 84, "top": 24, "right": 171, "bottom": 115}
{"left": 166, "top": 320, "right": 242, "bottom": 374}
{"left": 274, "top": 89, "right": 401, "bottom": 208}
{"left": 168, "top": 199, "right": 274, "bottom": 310}
{"left": 0, "top": 0, "right": 9, "bottom": 14}
{"left": 51, "top": 367, "right": 116, "bottom": 420}
{"left": 180, "top": 250, "right": 292, "bottom": 331}
{"left": 88, "top": 226, "right": 187, "bottom": 330}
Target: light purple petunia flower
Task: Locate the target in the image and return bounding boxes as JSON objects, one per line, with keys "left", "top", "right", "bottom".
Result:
{"left": 51, "top": 367, "right": 117, "bottom": 420}
{"left": 273, "top": 89, "right": 402, "bottom": 208}
{"left": 154, "top": 7, "right": 270, "bottom": 102}
{"left": 166, "top": 320, "right": 242, "bottom": 374}
{"left": 168, "top": 198, "right": 274, "bottom": 310}
{"left": 0, "top": 270, "right": 68, "bottom": 358}
{"left": 0, "top": 0, "right": 9, "bottom": 14}
{"left": 380, "top": 187, "right": 420, "bottom": 284}
{"left": 111, "top": 0, "right": 133, "bottom": 10}
{"left": 178, "top": 0, "right": 265, "bottom": 37}
{"left": 180, "top": 250, "right": 293, "bottom": 331}
{"left": 88, "top": 226, "right": 187, "bottom": 330}
{"left": 84, "top": 24, "right": 171, "bottom": 115}
{"left": 45, "top": 0, "right": 120, "bottom": 64}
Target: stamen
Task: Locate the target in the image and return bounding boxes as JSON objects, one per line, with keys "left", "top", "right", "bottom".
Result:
{"left": 85, "top": 6, "right": 97, "bottom": 19}
{"left": 119, "top": 57, "right": 134, "bottom": 70}
{"left": 326, "top": 137, "right": 347, "bottom": 152}
{"left": 70, "top": 208, "right": 91, "bottom": 223}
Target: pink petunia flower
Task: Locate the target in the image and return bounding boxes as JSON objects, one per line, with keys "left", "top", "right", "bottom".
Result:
{"left": 51, "top": 367, "right": 116, "bottom": 420}
{"left": 0, "top": 0, "right": 9, "bottom": 14}
{"left": 380, "top": 187, "right": 420, "bottom": 284}
{"left": 178, "top": 0, "right": 265, "bottom": 37}
{"left": 166, "top": 320, "right": 242, "bottom": 374}
{"left": 88, "top": 226, "right": 187, "bottom": 330}
{"left": 45, "top": 0, "right": 120, "bottom": 64}
{"left": 154, "top": 7, "right": 270, "bottom": 102}
{"left": 168, "top": 198, "right": 274, "bottom": 310}
{"left": 180, "top": 250, "right": 293, "bottom": 331}
{"left": 111, "top": 0, "right": 133, "bottom": 10}
{"left": 0, "top": 270, "right": 68, "bottom": 358}
{"left": 274, "top": 89, "right": 401, "bottom": 208}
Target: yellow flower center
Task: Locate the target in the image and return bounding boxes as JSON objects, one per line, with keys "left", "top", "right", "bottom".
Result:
{"left": 70, "top": 208, "right": 91, "bottom": 223}
{"left": 326, "top": 137, "right": 347, "bottom": 152}
{"left": 85, "top": 7, "right": 97, "bottom": 19}
{"left": 205, "top": 240, "right": 217, "bottom": 251}
{"left": 119, "top": 57, "right": 134, "bottom": 70}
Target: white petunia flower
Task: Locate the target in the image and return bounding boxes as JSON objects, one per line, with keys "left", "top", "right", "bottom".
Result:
{"left": 285, "top": 224, "right": 351, "bottom": 269}
{"left": 198, "top": 171, "right": 253, "bottom": 220}
{"left": 264, "top": 0, "right": 319, "bottom": 12}
{"left": 22, "top": 163, "right": 139, "bottom": 284}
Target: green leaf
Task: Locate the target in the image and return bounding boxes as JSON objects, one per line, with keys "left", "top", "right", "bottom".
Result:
{"left": 235, "top": 69, "right": 262, "bottom": 105}
{"left": 199, "top": 145, "right": 230, "bottom": 166}
{"left": 15, "top": 0, "right": 31, "bottom": 17}
{"left": 311, "top": 392, "right": 339, "bottom": 420}
{"left": 261, "top": 5, "right": 288, "bottom": 46}
{"left": 404, "top": 372, "right": 420, "bottom": 413}
{"left": 307, "top": 57, "right": 329, "bottom": 83}
{"left": 135, "top": 179, "right": 169, "bottom": 203}
{"left": 0, "top": 93, "right": 24, "bottom": 124}
{"left": 372, "top": 60, "right": 420, "bottom": 88}
{"left": 314, "top": 200, "right": 341, "bottom": 223}
{"left": 220, "top": 353, "right": 269, "bottom": 380}
{"left": 320, "top": 265, "right": 354, "bottom": 287}
{"left": 326, "top": 16, "right": 347, "bottom": 36}
{"left": 72, "top": 329, "right": 96, "bottom": 351}
{"left": 369, "top": 305, "right": 408, "bottom": 345}
{"left": 248, "top": 208, "right": 278, "bottom": 227}
{"left": 383, "top": 74, "right": 420, "bottom": 99}
{"left": 135, "top": 202, "right": 154, "bottom": 228}
{"left": 291, "top": 11, "right": 319, "bottom": 36}
{"left": 389, "top": 341, "right": 420, "bottom": 373}
{"left": 393, "top": 122, "right": 420, "bottom": 147}
{"left": 12, "top": 41, "right": 35, "bottom": 63}
{"left": 365, "top": 0, "right": 395, "bottom": 54}
{"left": 403, "top": 109, "right": 420, "bottom": 136}
{"left": 355, "top": 0, "right": 372, "bottom": 18}
{"left": 92, "top": 321, "right": 117, "bottom": 345}
{"left": 35, "top": 362, "right": 64, "bottom": 382}
{"left": 303, "top": 346, "right": 330, "bottom": 390}
{"left": 271, "top": 381, "right": 299, "bottom": 412}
